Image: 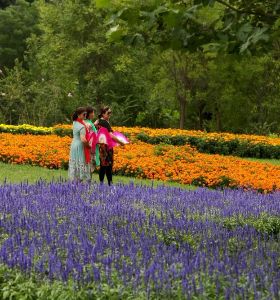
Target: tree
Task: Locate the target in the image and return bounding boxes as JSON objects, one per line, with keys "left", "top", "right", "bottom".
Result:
{"left": 105, "top": 0, "right": 280, "bottom": 54}
{"left": 27, "top": 0, "right": 117, "bottom": 121}
{"left": 0, "top": 60, "right": 68, "bottom": 125}
{"left": 6, "top": 0, "right": 151, "bottom": 125}
{"left": 165, "top": 51, "right": 208, "bottom": 129}
{"left": 204, "top": 54, "right": 280, "bottom": 133}
{"left": 0, "top": 0, "right": 39, "bottom": 68}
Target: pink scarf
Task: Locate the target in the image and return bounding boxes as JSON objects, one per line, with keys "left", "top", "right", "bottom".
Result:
{"left": 76, "top": 118, "right": 91, "bottom": 164}
{"left": 96, "top": 127, "right": 115, "bottom": 149}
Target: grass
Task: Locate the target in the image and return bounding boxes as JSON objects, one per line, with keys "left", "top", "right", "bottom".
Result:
{"left": 243, "top": 158, "right": 280, "bottom": 165}
{"left": 0, "top": 162, "right": 194, "bottom": 189}
{"left": 1, "top": 158, "right": 278, "bottom": 188}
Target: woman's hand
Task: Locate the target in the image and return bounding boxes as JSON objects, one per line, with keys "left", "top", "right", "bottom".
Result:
{"left": 110, "top": 133, "right": 125, "bottom": 146}
{"left": 80, "top": 134, "right": 90, "bottom": 148}
{"left": 83, "top": 140, "right": 91, "bottom": 149}
{"left": 85, "top": 123, "right": 91, "bottom": 130}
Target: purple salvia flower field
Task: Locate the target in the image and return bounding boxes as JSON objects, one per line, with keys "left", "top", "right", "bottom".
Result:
{"left": 0, "top": 181, "right": 280, "bottom": 298}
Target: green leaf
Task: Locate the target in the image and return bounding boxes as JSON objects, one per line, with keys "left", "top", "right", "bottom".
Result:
{"left": 153, "top": 6, "right": 169, "bottom": 16}
{"left": 125, "top": 33, "right": 144, "bottom": 46}
{"left": 251, "top": 27, "right": 269, "bottom": 44}
{"left": 95, "top": 0, "right": 110, "bottom": 9}
{"left": 274, "top": 18, "right": 280, "bottom": 29}
{"left": 117, "top": 8, "right": 139, "bottom": 25}
{"left": 163, "top": 10, "right": 180, "bottom": 28}
{"left": 106, "top": 25, "right": 124, "bottom": 42}
{"left": 195, "top": 0, "right": 216, "bottom": 5}
{"left": 202, "top": 42, "right": 221, "bottom": 57}
{"left": 2, "top": 290, "right": 10, "bottom": 300}
{"left": 237, "top": 23, "right": 253, "bottom": 42}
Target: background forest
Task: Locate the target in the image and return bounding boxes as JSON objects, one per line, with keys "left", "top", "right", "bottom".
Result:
{"left": 0, "top": 0, "right": 280, "bottom": 134}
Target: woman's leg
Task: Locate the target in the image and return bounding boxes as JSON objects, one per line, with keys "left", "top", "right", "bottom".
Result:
{"left": 99, "top": 166, "right": 106, "bottom": 183}
{"left": 106, "top": 166, "right": 113, "bottom": 186}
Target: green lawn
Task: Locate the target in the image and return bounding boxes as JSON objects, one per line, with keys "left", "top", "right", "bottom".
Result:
{"left": 1, "top": 158, "right": 278, "bottom": 188}
{"left": 243, "top": 158, "right": 280, "bottom": 165}
{"left": 0, "top": 162, "right": 194, "bottom": 189}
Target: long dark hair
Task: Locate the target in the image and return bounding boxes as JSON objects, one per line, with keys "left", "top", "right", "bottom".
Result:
{"left": 98, "top": 106, "right": 111, "bottom": 119}
{"left": 72, "top": 107, "right": 86, "bottom": 121}
{"left": 85, "top": 106, "right": 94, "bottom": 119}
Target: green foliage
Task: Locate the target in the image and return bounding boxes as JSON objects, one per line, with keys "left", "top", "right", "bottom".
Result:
{"left": 0, "top": 264, "right": 138, "bottom": 300}
{"left": 137, "top": 132, "right": 280, "bottom": 159}
{"left": 95, "top": 0, "right": 111, "bottom": 9}
{"left": 52, "top": 126, "right": 73, "bottom": 137}
{"left": 223, "top": 214, "right": 280, "bottom": 236}
{"left": 0, "top": 0, "right": 16, "bottom": 9}
{"left": 106, "top": 0, "right": 280, "bottom": 54}
{"left": 0, "top": 0, "right": 39, "bottom": 68}
{"left": 138, "top": 133, "right": 187, "bottom": 146}
{"left": 205, "top": 55, "right": 280, "bottom": 134}
{"left": 0, "top": 62, "right": 67, "bottom": 125}
{"left": 0, "top": 261, "right": 275, "bottom": 299}
{"left": 0, "top": 0, "right": 151, "bottom": 126}
{"left": 1, "top": 0, "right": 280, "bottom": 133}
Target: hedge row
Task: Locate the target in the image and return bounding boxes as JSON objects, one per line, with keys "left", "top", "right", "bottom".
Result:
{"left": 136, "top": 133, "right": 280, "bottom": 159}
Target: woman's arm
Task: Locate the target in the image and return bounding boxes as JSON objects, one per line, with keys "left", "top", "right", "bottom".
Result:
{"left": 110, "top": 133, "right": 125, "bottom": 146}
{"left": 85, "top": 122, "right": 91, "bottom": 130}
{"left": 80, "top": 132, "right": 91, "bottom": 148}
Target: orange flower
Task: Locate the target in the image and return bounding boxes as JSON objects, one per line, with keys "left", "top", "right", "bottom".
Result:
{"left": 1, "top": 133, "right": 280, "bottom": 192}
{"left": 0, "top": 133, "right": 70, "bottom": 169}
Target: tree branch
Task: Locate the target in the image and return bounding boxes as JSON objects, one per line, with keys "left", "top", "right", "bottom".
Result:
{"left": 215, "top": 0, "right": 278, "bottom": 20}
{"left": 215, "top": 0, "right": 240, "bottom": 13}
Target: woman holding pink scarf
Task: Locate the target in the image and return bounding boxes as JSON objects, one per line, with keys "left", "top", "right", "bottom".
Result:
{"left": 96, "top": 106, "right": 124, "bottom": 185}
{"left": 68, "top": 107, "right": 91, "bottom": 181}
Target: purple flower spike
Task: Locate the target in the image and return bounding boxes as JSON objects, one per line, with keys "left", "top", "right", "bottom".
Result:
{"left": 0, "top": 182, "right": 279, "bottom": 298}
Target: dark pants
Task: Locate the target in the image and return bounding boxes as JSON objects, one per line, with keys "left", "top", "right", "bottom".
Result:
{"left": 99, "top": 166, "right": 113, "bottom": 185}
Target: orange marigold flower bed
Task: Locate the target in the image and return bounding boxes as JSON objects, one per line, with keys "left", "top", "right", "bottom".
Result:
{"left": 114, "top": 143, "right": 280, "bottom": 192}
{"left": 1, "top": 133, "right": 280, "bottom": 191}
{"left": 0, "top": 133, "right": 71, "bottom": 169}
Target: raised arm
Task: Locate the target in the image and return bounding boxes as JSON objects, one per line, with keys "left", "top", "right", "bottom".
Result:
{"left": 110, "top": 133, "right": 125, "bottom": 146}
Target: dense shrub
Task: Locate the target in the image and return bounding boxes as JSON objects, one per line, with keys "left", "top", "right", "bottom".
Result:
{"left": 136, "top": 133, "right": 280, "bottom": 159}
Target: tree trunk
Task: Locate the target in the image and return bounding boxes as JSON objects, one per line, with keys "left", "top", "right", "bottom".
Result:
{"left": 215, "top": 107, "right": 222, "bottom": 132}
{"left": 179, "top": 95, "right": 186, "bottom": 129}
{"left": 198, "top": 107, "right": 203, "bottom": 130}
{"left": 95, "top": 94, "right": 103, "bottom": 112}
